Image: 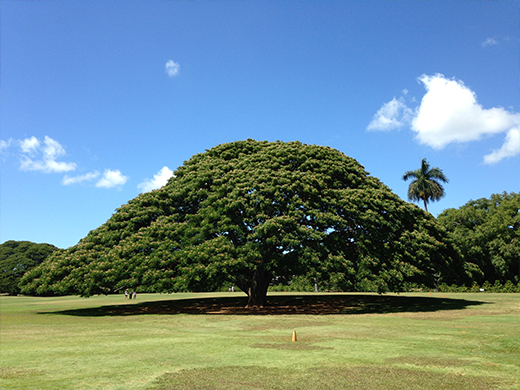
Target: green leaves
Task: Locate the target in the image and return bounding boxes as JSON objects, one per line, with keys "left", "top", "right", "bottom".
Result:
{"left": 20, "top": 140, "right": 461, "bottom": 300}
{"left": 0, "top": 241, "right": 61, "bottom": 295}
{"left": 438, "top": 192, "right": 520, "bottom": 284}
{"left": 403, "top": 158, "right": 449, "bottom": 212}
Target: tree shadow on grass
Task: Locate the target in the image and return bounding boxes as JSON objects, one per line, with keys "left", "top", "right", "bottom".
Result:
{"left": 41, "top": 294, "right": 486, "bottom": 317}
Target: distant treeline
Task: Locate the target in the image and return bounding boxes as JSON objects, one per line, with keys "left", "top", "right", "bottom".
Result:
{"left": 267, "top": 277, "right": 520, "bottom": 294}
{"left": 0, "top": 241, "right": 62, "bottom": 295}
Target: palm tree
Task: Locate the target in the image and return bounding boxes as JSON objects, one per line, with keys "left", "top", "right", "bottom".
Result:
{"left": 402, "top": 158, "right": 449, "bottom": 212}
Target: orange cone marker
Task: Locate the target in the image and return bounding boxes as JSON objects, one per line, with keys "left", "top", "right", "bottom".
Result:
{"left": 292, "top": 331, "right": 297, "bottom": 342}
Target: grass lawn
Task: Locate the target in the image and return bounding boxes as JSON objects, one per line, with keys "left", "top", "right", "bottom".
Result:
{"left": 0, "top": 292, "right": 518, "bottom": 389}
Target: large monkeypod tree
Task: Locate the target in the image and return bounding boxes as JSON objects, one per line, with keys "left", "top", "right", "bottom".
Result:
{"left": 21, "top": 140, "right": 463, "bottom": 306}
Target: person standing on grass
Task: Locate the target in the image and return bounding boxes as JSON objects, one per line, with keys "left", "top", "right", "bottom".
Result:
{"left": 124, "top": 289, "right": 129, "bottom": 299}
{"left": 132, "top": 291, "right": 136, "bottom": 299}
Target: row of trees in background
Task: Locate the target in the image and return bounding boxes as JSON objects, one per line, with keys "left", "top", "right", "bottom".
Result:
{"left": 401, "top": 157, "right": 518, "bottom": 287}
{"left": 437, "top": 192, "right": 519, "bottom": 285}
{"left": 0, "top": 241, "right": 61, "bottom": 295}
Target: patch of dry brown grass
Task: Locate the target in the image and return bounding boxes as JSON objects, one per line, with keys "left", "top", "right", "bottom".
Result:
{"left": 150, "top": 365, "right": 504, "bottom": 390}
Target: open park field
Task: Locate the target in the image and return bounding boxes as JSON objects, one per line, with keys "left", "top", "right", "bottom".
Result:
{"left": 1, "top": 292, "right": 519, "bottom": 389}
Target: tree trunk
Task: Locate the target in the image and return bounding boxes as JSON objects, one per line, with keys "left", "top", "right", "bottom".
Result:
{"left": 245, "top": 269, "right": 271, "bottom": 308}
{"left": 422, "top": 197, "right": 428, "bottom": 213}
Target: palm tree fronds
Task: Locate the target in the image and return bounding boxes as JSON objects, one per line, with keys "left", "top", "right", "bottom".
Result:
{"left": 402, "top": 158, "right": 448, "bottom": 212}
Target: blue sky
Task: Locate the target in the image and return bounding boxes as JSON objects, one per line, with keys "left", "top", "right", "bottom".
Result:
{"left": 1, "top": 1, "right": 519, "bottom": 249}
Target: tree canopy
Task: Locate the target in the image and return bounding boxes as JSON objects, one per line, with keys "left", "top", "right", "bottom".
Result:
{"left": 20, "top": 140, "right": 463, "bottom": 305}
{"left": 0, "top": 240, "right": 61, "bottom": 295}
{"left": 403, "top": 158, "right": 449, "bottom": 212}
{"left": 438, "top": 192, "right": 520, "bottom": 284}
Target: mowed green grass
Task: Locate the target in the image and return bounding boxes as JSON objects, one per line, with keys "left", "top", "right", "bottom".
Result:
{"left": 0, "top": 292, "right": 518, "bottom": 390}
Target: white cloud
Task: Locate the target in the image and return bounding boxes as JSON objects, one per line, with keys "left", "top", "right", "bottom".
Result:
{"left": 482, "top": 37, "right": 498, "bottom": 47}
{"left": 19, "top": 136, "right": 77, "bottom": 173}
{"left": 367, "top": 74, "right": 520, "bottom": 163}
{"left": 62, "top": 171, "right": 100, "bottom": 186}
{"left": 484, "top": 127, "right": 520, "bottom": 164}
{"left": 20, "top": 136, "right": 40, "bottom": 155}
{"left": 0, "top": 138, "right": 13, "bottom": 162}
{"left": 138, "top": 166, "right": 174, "bottom": 192}
{"left": 0, "top": 138, "right": 13, "bottom": 153}
{"left": 412, "top": 74, "right": 520, "bottom": 155}
{"left": 6, "top": 136, "right": 133, "bottom": 188}
{"left": 96, "top": 169, "right": 128, "bottom": 189}
{"left": 367, "top": 97, "right": 414, "bottom": 131}
{"left": 165, "top": 60, "right": 180, "bottom": 78}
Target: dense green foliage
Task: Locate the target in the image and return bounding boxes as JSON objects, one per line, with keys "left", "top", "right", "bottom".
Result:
{"left": 438, "top": 192, "right": 520, "bottom": 284}
{"left": 437, "top": 280, "right": 520, "bottom": 293}
{"left": 0, "top": 241, "right": 60, "bottom": 295}
{"left": 403, "top": 158, "right": 449, "bottom": 212}
{"left": 20, "top": 140, "right": 463, "bottom": 305}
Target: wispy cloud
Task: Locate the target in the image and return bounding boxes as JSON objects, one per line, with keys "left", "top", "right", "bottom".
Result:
{"left": 165, "top": 60, "right": 180, "bottom": 78}
{"left": 482, "top": 37, "right": 498, "bottom": 47}
{"left": 138, "top": 166, "right": 174, "bottom": 192}
{"left": 19, "top": 136, "right": 77, "bottom": 173}
{"left": 367, "top": 97, "right": 413, "bottom": 131}
{"left": 95, "top": 169, "right": 128, "bottom": 189}
{"left": 0, "top": 138, "right": 13, "bottom": 153}
{"left": 62, "top": 171, "right": 100, "bottom": 186}
{"left": 484, "top": 127, "right": 520, "bottom": 164}
{"left": 0, "top": 138, "right": 13, "bottom": 162}
{"left": 367, "top": 74, "right": 520, "bottom": 164}
{"left": 481, "top": 36, "right": 518, "bottom": 48}
{"left": 3, "top": 135, "right": 129, "bottom": 189}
